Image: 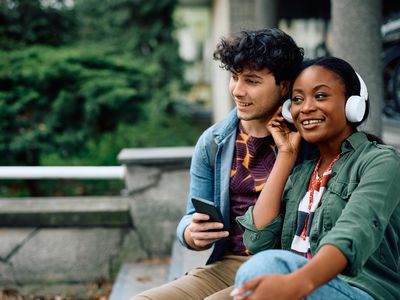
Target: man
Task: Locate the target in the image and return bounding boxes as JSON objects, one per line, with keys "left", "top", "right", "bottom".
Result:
{"left": 132, "top": 28, "right": 304, "bottom": 300}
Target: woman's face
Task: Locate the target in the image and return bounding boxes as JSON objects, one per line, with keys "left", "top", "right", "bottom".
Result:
{"left": 290, "top": 66, "right": 354, "bottom": 146}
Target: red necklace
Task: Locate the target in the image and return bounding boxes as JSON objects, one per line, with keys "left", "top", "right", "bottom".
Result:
{"left": 300, "top": 154, "right": 340, "bottom": 240}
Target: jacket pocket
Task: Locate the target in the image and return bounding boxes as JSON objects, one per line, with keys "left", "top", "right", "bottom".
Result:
{"left": 316, "top": 181, "right": 359, "bottom": 239}
{"left": 327, "top": 180, "right": 358, "bottom": 200}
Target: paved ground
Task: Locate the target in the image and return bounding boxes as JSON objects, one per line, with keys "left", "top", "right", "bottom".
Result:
{"left": 109, "top": 261, "right": 169, "bottom": 300}
{"left": 109, "top": 241, "right": 212, "bottom": 300}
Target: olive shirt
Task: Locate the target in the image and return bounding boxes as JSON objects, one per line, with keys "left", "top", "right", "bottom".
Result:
{"left": 236, "top": 132, "right": 400, "bottom": 300}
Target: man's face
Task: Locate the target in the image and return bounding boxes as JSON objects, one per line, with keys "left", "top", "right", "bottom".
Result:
{"left": 229, "top": 68, "right": 288, "bottom": 122}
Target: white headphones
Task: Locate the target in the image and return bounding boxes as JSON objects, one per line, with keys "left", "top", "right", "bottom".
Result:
{"left": 282, "top": 72, "right": 368, "bottom": 124}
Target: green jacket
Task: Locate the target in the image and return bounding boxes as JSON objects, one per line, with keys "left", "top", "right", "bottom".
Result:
{"left": 237, "top": 132, "right": 400, "bottom": 300}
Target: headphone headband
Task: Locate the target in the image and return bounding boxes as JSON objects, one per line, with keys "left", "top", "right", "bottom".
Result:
{"left": 355, "top": 72, "right": 368, "bottom": 101}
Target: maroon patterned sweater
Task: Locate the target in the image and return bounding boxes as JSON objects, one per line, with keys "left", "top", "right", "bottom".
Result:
{"left": 227, "top": 122, "right": 276, "bottom": 255}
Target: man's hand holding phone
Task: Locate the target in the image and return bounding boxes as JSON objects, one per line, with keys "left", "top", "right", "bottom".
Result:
{"left": 184, "top": 198, "right": 229, "bottom": 250}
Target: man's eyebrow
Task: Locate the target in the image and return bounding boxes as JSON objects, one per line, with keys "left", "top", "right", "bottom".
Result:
{"left": 243, "top": 72, "right": 263, "bottom": 79}
{"left": 230, "top": 70, "right": 264, "bottom": 79}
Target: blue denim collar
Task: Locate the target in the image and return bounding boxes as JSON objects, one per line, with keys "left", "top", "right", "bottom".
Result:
{"left": 212, "top": 108, "right": 239, "bottom": 144}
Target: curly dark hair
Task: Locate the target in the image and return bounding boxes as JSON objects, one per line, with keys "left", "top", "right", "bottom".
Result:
{"left": 213, "top": 28, "right": 304, "bottom": 84}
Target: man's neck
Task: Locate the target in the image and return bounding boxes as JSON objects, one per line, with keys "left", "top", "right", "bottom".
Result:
{"left": 240, "top": 119, "right": 271, "bottom": 138}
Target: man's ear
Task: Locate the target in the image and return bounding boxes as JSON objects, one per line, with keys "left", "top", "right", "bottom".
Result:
{"left": 279, "top": 80, "right": 290, "bottom": 97}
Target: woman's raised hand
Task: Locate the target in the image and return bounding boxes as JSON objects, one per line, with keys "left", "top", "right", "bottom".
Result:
{"left": 267, "top": 107, "right": 301, "bottom": 156}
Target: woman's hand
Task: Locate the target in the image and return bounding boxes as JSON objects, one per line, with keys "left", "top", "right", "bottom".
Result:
{"left": 231, "top": 245, "right": 348, "bottom": 300}
{"left": 267, "top": 107, "right": 301, "bottom": 156}
{"left": 231, "top": 273, "right": 306, "bottom": 300}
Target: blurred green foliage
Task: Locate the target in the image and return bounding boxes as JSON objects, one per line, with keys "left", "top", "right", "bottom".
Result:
{"left": 0, "top": 45, "right": 144, "bottom": 165}
{"left": 0, "top": 0, "right": 77, "bottom": 49}
{"left": 0, "top": 0, "right": 209, "bottom": 196}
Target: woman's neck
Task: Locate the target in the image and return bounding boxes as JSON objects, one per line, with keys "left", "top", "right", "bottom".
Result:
{"left": 316, "top": 131, "right": 355, "bottom": 169}
{"left": 319, "top": 144, "right": 341, "bottom": 162}
{"left": 316, "top": 139, "right": 345, "bottom": 172}
{"left": 318, "top": 151, "right": 340, "bottom": 175}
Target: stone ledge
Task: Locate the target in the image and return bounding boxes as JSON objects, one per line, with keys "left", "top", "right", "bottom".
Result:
{"left": 118, "top": 147, "right": 194, "bottom": 166}
{"left": 0, "top": 197, "right": 131, "bottom": 227}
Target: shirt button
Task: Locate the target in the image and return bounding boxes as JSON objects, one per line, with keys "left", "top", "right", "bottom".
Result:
{"left": 250, "top": 233, "right": 259, "bottom": 241}
{"left": 311, "top": 235, "right": 318, "bottom": 243}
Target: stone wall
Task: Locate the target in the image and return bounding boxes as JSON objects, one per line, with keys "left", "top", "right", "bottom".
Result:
{"left": 0, "top": 147, "right": 193, "bottom": 291}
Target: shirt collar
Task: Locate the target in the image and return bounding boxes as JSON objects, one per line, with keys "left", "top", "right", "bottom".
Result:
{"left": 341, "top": 131, "right": 368, "bottom": 154}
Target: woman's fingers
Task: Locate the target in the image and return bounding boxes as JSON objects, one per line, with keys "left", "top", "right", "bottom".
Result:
{"left": 231, "top": 276, "right": 263, "bottom": 299}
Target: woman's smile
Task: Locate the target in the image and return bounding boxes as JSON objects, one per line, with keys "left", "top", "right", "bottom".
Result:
{"left": 300, "top": 118, "right": 324, "bottom": 128}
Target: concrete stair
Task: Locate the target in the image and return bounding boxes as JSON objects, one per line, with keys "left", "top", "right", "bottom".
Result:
{"left": 109, "top": 240, "right": 212, "bottom": 300}
{"left": 0, "top": 196, "right": 131, "bottom": 227}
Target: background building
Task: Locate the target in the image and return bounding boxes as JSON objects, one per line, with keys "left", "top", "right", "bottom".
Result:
{"left": 175, "top": 0, "right": 400, "bottom": 136}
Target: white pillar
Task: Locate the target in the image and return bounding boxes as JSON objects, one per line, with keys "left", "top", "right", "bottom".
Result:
{"left": 255, "top": 0, "right": 278, "bottom": 29}
{"left": 211, "top": 0, "right": 232, "bottom": 123}
{"left": 331, "top": 0, "right": 383, "bottom": 137}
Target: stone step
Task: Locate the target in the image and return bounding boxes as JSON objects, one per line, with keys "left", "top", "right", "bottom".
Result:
{"left": 0, "top": 196, "right": 131, "bottom": 227}
{"left": 108, "top": 260, "right": 170, "bottom": 300}
{"left": 109, "top": 240, "right": 212, "bottom": 300}
{"left": 168, "top": 239, "right": 212, "bottom": 281}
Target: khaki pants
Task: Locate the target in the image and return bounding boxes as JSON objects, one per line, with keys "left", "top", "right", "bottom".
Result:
{"left": 130, "top": 255, "right": 249, "bottom": 300}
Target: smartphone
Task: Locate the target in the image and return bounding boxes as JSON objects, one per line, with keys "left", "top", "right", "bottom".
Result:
{"left": 191, "top": 197, "right": 225, "bottom": 230}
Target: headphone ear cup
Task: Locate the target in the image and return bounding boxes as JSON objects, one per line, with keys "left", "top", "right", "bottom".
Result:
{"left": 282, "top": 99, "right": 294, "bottom": 123}
{"left": 345, "top": 95, "right": 366, "bottom": 123}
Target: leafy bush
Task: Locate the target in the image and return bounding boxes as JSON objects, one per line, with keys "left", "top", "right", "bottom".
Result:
{"left": 0, "top": 0, "right": 207, "bottom": 196}
{"left": 0, "top": 44, "right": 177, "bottom": 165}
{"left": 0, "top": 0, "right": 77, "bottom": 49}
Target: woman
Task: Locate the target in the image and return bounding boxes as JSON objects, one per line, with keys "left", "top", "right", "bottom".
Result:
{"left": 231, "top": 57, "right": 400, "bottom": 300}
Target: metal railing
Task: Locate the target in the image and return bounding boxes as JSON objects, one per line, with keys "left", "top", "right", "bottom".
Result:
{"left": 0, "top": 166, "right": 125, "bottom": 180}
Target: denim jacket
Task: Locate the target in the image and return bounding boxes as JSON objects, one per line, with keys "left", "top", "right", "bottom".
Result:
{"left": 176, "top": 108, "right": 239, "bottom": 263}
{"left": 237, "top": 132, "right": 400, "bottom": 300}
